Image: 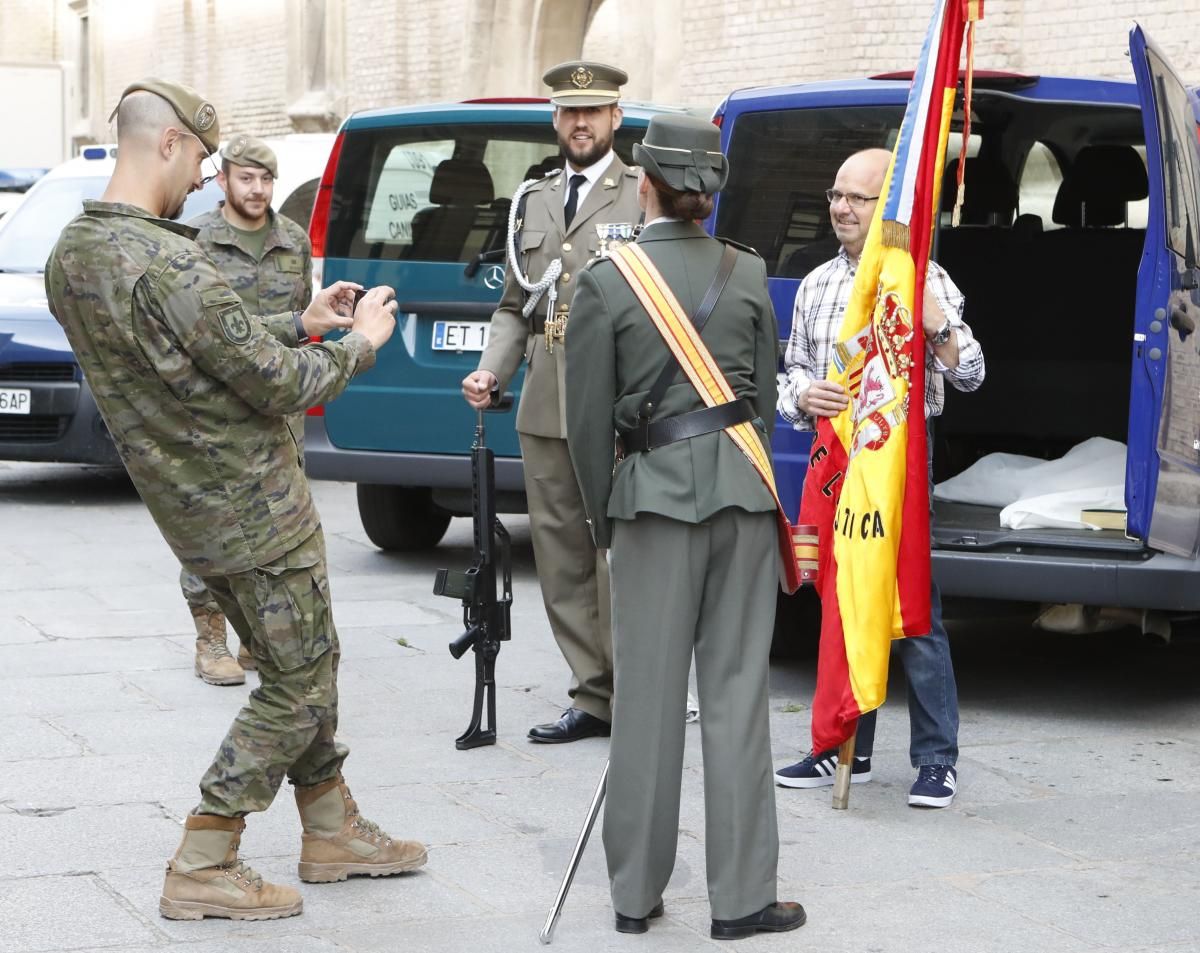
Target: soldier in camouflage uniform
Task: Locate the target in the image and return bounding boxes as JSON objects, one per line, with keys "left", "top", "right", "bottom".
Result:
{"left": 44, "top": 78, "right": 427, "bottom": 923}
{"left": 182, "top": 134, "right": 314, "bottom": 686}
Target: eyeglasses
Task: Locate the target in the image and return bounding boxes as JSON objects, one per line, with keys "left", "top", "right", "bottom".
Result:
{"left": 825, "top": 189, "right": 880, "bottom": 209}
{"left": 176, "top": 129, "right": 220, "bottom": 185}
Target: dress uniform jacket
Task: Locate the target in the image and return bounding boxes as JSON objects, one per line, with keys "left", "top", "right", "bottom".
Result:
{"left": 45, "top": 201, "right": 375, "bottom": 576}
{"left": 566, "top": 219, "right": 779, "bottom": 545}
{"left": 479, "top": 155, "right": 641, "bottom": 436}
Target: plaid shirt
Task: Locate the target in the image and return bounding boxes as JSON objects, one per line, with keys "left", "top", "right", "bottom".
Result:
{"left": 778, "top": 247, "right": 985, "bottom": 429}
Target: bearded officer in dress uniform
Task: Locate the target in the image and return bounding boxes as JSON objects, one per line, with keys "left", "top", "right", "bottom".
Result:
{"left": 565, "top": 114, "right": 806, "bottom": 940}
{"left": 181, "top": 134, "right": 315, "bottom": 685}
{"left": 461, "top": 61, "right": 641, "bottom": 743}
{"left": 45, "top": 79, "right": 426, "bottom": 923}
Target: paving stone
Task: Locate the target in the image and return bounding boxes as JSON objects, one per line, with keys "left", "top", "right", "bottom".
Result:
{"left": 0, "top": 873, "right": 161, "bottom": 953}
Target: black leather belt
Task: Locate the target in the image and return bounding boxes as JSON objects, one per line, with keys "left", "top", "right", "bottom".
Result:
{"left": 531, "top": 312, "right": 565, "bottom": 335}
{"left": 620, "top": 398, "right": 756, "bottom": 453}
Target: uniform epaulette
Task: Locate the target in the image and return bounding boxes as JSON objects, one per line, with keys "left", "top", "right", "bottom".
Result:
{"left": 623, "top": 166, "right": 639, "bottom": 177}
{"left": 716, "top": 236, "right": 761, "bottom": 258}
{"left": 526, "top": 168, "right": 562, "bottom": 189}
{"left": 580, "top": 254, "right": 610, "bottom": 273}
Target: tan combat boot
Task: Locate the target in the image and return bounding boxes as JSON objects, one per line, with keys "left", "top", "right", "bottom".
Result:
{"left": 191, "top": 607, "right": 244, "bottom": 686}
{"left": 237, "top": 640, "right": 256, "bottom": 671}
{"left": 294, "top": 775, "right": 427, "bottom": 883}
{"left": 159, "top": 813, "right": 303, "bottom": 921}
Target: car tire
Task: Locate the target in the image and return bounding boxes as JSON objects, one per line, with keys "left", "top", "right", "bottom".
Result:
{"left": 356, "top": 484, "right": 452, "bottom": 551}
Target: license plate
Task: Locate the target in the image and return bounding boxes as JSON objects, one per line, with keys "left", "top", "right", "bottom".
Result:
{"left": 432, "top": 320, "right": 490, "bottom": 352}
{"left": 0, "top": 387, "right": 31, "bottom": 415}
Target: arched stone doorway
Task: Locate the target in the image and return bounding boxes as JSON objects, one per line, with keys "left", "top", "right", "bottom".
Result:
{"left": 460, "top": 0, "right": 680, "bottom": 104}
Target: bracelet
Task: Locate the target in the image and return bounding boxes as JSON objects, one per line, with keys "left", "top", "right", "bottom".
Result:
{"left": 292, "top": 311, "right": 310, "bottom": 345}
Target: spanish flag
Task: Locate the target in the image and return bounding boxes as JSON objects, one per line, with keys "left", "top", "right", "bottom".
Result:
{"left": 800, "top": 0, "right": 984, "bottom": 754}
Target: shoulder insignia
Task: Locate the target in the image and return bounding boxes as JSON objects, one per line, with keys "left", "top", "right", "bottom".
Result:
{"left": 717, "top": 236, "right": 761, "bottom": 259}
{"left": 624, "top": 166, "right": 639, "bottom": 177}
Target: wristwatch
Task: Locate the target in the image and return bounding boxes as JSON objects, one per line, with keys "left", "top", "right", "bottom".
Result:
{"left": 929, "top": 319, "right": 953, "bottom": 347}
{"left": 292, "top": 311, "right": 311, "bottom": 345}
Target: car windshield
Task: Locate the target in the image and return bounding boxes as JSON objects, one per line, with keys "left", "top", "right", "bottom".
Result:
{"left": 0, "top": 174, "right": 222, "bottom": 273}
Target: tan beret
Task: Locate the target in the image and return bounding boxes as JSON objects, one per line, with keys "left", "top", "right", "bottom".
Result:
{"left": 109, "top": 77, "right": 220, "bottom": 154}
{"left": 542, "top": 61, "right": 627, "bottom": 107}
{"left": 221, "top": 134, "right": 278, "bottom": 178}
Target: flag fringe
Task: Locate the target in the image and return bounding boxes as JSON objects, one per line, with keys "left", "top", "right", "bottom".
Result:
{"left": 881, "top": 220, "right": 911, "bottom": 251}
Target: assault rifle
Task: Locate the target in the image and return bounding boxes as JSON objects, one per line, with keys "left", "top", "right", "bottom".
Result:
{"left": 434, "top": 391, "right": 514, "bottom": 750}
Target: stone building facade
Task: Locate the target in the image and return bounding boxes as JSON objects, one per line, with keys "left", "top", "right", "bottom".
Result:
{"left": 1, "top": 0, "right": 1198, "bottom": 153}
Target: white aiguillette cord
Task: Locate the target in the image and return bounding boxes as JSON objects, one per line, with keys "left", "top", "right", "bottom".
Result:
{"left": 506, "top": 174, "right": 563, "bottom": 319}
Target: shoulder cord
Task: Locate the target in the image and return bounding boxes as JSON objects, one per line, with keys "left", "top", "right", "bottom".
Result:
{"left": 506, "top": 176, "right": 562, "bottom": 319}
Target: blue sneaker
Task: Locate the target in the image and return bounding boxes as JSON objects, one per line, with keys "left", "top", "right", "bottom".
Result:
{"left": 775, "top": 749, "right": 872, "bottom": 789}
{"left": 908, "top": 764, "right": 957, "bottom": 807}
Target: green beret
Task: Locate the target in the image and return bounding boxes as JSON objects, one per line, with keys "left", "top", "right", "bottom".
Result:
{"left": 542, "top": 61, "right": 627, "bottom": 107}
{"left": 221, "top": 134, "right": 278, "bottom": 178}
{"left": 108, "top": 78, "right": 220, "bottom": 155}
{"left": 633, "top": 114, "right": 729, "bottom": 195}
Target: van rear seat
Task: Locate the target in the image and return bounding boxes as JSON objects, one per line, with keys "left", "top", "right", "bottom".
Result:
{"left": 934, "top": 149, "right": 1145, "bottom": 473}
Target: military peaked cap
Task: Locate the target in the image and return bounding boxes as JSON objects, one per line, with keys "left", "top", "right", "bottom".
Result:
{"left": 109, "top": 78, "right": 220, "bottom": 155}
{"left": 221, "top": 135, "right": 278, "bottom": 177}
{"left": 633, "top": 114, "right": 729, "bottom": 195}
{"left": 543, "top": 61, "right": 627, "bottom": 107}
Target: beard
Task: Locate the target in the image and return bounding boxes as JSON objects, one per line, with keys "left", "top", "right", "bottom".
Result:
{"left": 560, "top": 130, "right": 613, "bottom": 170}
{"left": 224, "top": 189, "right": 269, "bottom": 227}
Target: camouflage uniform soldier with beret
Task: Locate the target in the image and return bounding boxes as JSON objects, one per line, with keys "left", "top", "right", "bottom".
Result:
{"left": 44, "top": 78, "right": 426, "bottom": 922}
{"left": 182, "top": 134, "right": 315, "bottom": 685}
{"left": 462, "top": 61, "right": 640, "bottom": 743}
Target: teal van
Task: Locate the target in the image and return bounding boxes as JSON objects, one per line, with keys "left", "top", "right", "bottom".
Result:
{"left": 305, "top": 99, "right": 681, "bottom": 549}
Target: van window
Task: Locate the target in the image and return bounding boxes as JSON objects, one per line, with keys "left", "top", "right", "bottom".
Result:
{"left": 1146, "top": 48, "right": 1200, "bottom": 262}
{"left": 716, "top": 106, "right": 904, "bottom": 278}
{"left": 326, "top": 122, "right": 644, "bottom": 264}
{"left": 1018, "top": 142, "right": 1064, "bottom": 229}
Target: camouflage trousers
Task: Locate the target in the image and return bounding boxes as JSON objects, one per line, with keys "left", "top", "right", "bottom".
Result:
{"left": 179, "top": 567, "right": 221, "bottom": 614}
{"left": 194, "top": 528, "right": 348, "bottom": 816}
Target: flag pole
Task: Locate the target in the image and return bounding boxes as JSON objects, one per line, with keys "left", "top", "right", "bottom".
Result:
{"left": 831, "top": 728, "right": 857, "bottom": 810}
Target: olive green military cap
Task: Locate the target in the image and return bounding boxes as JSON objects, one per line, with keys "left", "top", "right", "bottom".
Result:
{"left": 108, "top": 77, "right": 220, "bottom": 155}
{"left": 633, "top": 113, "right": 729, "bottom": 194}
{"left": 221, "top": 134, "right": 278, "bottom": 177}
{"left": 543, "top": 61, "right": 627, "bottom": 107}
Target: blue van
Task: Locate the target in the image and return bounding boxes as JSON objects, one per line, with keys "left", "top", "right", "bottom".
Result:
{"left": 305, "top": 99, "right": 686, "bottom": 549}
{"left": 711, "top": 26, "right": 1200, "bottom": 620}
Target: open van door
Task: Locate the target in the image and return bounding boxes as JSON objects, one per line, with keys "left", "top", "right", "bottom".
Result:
{"left": 1129, "top": 25, "right": 1200, "bottom": 557}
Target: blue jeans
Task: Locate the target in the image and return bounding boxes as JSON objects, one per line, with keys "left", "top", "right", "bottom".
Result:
{"left": 851, "top": 418, "right": 959, "bottom": 767}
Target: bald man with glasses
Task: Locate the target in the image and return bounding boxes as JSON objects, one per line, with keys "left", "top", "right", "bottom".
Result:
{"left": 775, "top": 147, "right": 985, "bottom": 809}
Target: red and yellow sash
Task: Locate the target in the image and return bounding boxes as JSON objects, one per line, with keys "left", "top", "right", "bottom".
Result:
{"left": 607, "top": 242, "right": 814, "bottom": 593}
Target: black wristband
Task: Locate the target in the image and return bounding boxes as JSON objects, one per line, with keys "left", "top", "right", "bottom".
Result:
{"left": 293, "top": 311, "right": 310, "bottom": 345}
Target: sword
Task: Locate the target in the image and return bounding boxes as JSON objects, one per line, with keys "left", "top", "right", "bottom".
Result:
{"left": 538, "top": 760, "right": 609, "bottom": 944}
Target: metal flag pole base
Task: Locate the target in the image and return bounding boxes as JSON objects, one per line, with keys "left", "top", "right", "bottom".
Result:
{"left": 539, "top": 760, "right": 609, "bottom": 944}
{"left": 831, "top": 731, "right": 857, "bottom": 810}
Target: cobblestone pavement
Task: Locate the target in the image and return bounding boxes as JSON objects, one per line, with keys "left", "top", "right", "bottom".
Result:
{"left": 2, "top": 461, "right": 1199, "bottom": 953}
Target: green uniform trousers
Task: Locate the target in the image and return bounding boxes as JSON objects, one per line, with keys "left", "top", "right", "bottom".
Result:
{"left": 194, "top": 529, "right": 347, "bottom": 816}
{"left": 603, "top": 508, "right": 780, "bottom": 921}
{"left": 518, "top": 431, "right": 613, "bottom": 721}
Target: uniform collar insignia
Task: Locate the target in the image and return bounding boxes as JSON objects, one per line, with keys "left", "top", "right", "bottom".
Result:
{"left": 602, "top": 176, "right": 615, "bottom": 188}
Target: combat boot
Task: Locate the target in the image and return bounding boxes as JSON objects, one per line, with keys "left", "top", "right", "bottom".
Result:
{"left": 159, "top": 813, "right": 303, "bottom": 921}
{"left": 294, "top": 775, "right": 427, "bottom": 883}
{"left": 191, "top": 607, "right": 244, "bottom": 686}
{"left": 237, "top": 640, "right": 256, "bottom": 671}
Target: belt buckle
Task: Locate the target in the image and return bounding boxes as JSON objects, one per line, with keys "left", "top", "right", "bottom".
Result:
{"left": 545, "top": 308, "right": 568, "bottom": 353}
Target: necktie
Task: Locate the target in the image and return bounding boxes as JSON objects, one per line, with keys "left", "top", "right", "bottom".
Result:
{"left": 563, "top": 173, "right": 587, "bottom": 229}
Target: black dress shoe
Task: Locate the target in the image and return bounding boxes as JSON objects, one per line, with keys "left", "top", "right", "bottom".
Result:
{"left": 527, "top": 707, "right": 611, "bottom": 743}
{"left": 615, "top": 901, "right": 664, "bottom": 934}
{"left": 711, "top": 901, "right": 806, "bottom": 940}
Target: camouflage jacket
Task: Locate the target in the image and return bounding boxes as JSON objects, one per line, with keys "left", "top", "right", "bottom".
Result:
{"left": 44, "top": 200, "right": 375, "bottom": 575}
{"left": 190, "top": 205, "right": 312, "bottom": 315}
